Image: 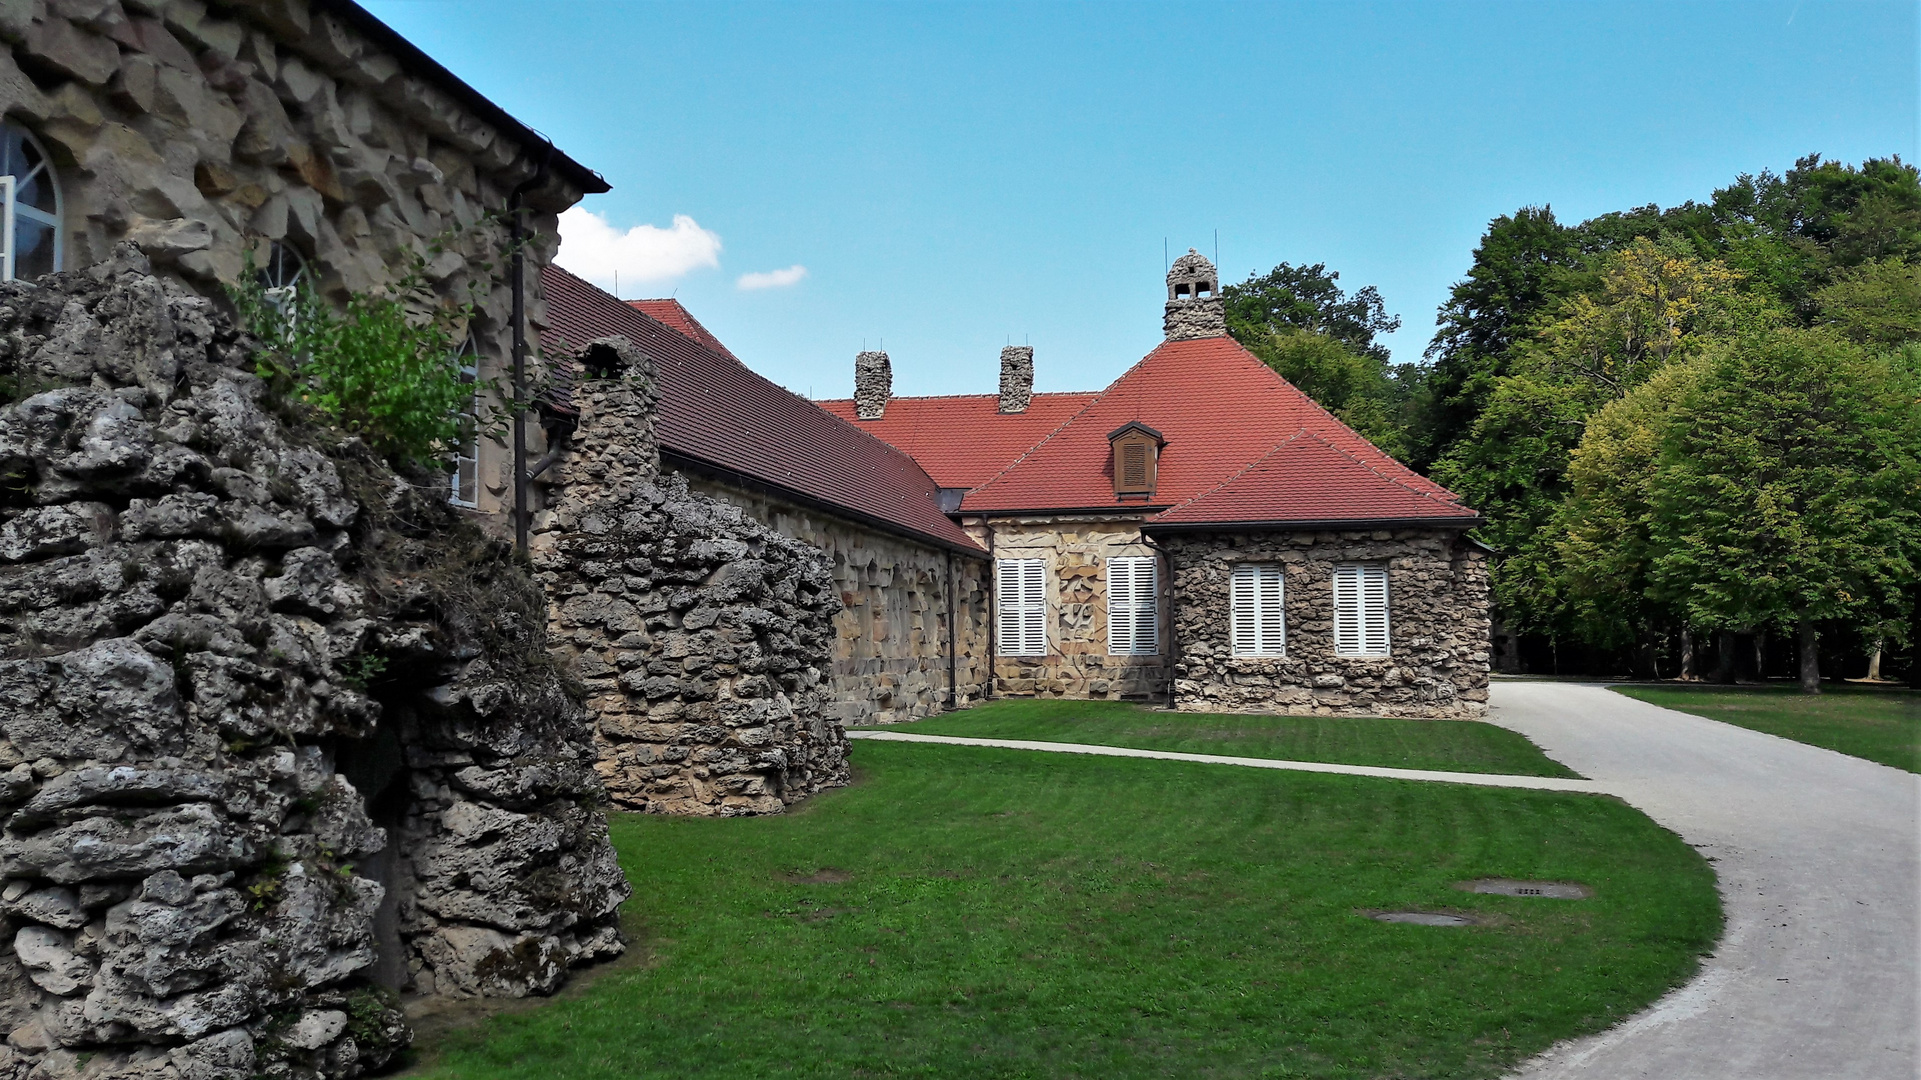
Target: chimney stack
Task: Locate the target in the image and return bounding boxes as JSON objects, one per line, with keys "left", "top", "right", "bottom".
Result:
{"left": 998, "top": 346, "right": 1034, "bottom": 413}
{"left": 854, "top": 350, "right": 891, "bottom": 419}
{"left": 1164, "top": 248, "right": 1226, "bottom": 341}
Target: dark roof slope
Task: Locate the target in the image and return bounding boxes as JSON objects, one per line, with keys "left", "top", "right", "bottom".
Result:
{"left": 815, "top": 393, "right": 1099, "bottom": 489}
{"left": 540, "top": 265, "right": 982, "bottom": 553}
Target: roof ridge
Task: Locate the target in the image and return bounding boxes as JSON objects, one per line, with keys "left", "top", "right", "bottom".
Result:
{"left": 817, "top": 391, "right": 1099, "bottom": 404}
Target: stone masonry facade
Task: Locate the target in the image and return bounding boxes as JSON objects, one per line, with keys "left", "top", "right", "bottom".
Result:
{"left": 0, "top": 256, "right": 626, "bottom": 1079}
{"left": 688, "top": 479, "right": 990, "bottom": 726}
{"left": 970, "top": 516, "right": 1168, "bottom": 700}
{"left": 533, "top": 342, "right": 851, "bottom": 816}
{"left": 1160, "top": 528, "right": 1491, "bottom": 718}
{"left": 2, "top": 0, "right": 589, "bottom": 520}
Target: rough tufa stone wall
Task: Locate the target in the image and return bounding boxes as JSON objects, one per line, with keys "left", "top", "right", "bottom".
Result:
{"left": 969, "top": 517, "right": 1168, "bottom": 700}
{"left": 2, "top": 0, "right": 584, "bottom": 519}
{"left": 0, "top": 253, "right": 626, "bottom": 1079}
{"left": 532, "top": 338, "right": 850, "bottom": 815}
{"left": 685, "top": 479, "right": 990, "bottom": 725}
{"left": 1163, "top": 249, "right": 1225, "bottom": 341}
{"left": 1160, "top": 528, "right": 1490, "bottom": 717}
{"left": 853, "top": 350, "right": 890, "bottom": 420}
{"left": 996, "top": 346, "right": 1033, "bottom": 414}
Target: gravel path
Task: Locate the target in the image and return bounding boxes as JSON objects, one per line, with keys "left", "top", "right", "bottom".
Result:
{"left": 1485, "top": 681, "right": 1919, "bottom": 1080}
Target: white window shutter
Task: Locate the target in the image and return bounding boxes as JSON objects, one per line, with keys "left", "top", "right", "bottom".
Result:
{"left": 1334, "top": 565, "right": 1390, "bottom": 657}
{"left": 1106, "top": 556, "right": 1158, "bottom": 656}
{"left": 1231, "top": 564, "right": 1285, "bottom": 656}
{"left": 997, "top": 559, "right": 1047, "bottom": 657}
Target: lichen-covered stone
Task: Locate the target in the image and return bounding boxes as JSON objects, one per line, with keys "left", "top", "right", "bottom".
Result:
{"left": 0, "top": 254, "right": 628, "bottom": 1078}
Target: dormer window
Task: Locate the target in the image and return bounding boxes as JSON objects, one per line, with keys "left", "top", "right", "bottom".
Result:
{"left": 1108, "top": 421, "right": 1164, "bottom": 499}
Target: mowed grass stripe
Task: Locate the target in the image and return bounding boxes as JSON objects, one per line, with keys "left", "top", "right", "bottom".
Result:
{"left": 881, "top": 698, "right": 1581, "bottom": 778}
{"left": 406, "top": 742, "right": 1717, "bottom": 1080}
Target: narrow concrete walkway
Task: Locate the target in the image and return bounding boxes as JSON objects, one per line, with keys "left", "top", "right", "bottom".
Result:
{"left": 845, "top": 729, "right": 1606, "bottom": 792}
{"left": 1484, "top": 682, "right": 1919, "bottom": 1080}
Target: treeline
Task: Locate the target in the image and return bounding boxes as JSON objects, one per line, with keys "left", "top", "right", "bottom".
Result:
{"left": 1225, "top": 154, "right": 1921, "bottom": 689}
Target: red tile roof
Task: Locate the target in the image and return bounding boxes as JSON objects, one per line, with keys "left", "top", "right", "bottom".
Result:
{"left": 1151, "top": 429, "right": 1480, "bottom": 527}
{"left": 958, "top": 335, "right": 1472, "bottom": 523}
{"left": 815, "top": 393, "right": 1098, "bottom": 489}
{"left": 540, "top": 266, "right": 983, "bottom": 553}
{"left": 626, "top": 299, "right": 736, "bottom": 359}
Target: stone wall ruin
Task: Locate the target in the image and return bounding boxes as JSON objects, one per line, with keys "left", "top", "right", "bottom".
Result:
{"left": 0, "top": 253, "right": 626, "bottom": 1079}
{"left": 532, "top": 338, "right": 851, "bottom": 816}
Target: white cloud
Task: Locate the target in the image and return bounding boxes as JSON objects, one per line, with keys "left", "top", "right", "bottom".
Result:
{"left": 737, "top": 265, "right": 808, "bottom": 291}
{"left": 555, "top": 207, "right": 722, "bottom": 293}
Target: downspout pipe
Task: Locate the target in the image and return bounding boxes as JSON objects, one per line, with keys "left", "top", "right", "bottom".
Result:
{"left": 508, "top": 146, "right": 554, "bottom": 555}
{"left": 945, "top": 551, "right": 959, "bottom": 709}
{"left": 1141, "top": 531, "right": 1177, "bottom": 709}
{"left": 983, "top": 520, "right": 997, "bottom": 700}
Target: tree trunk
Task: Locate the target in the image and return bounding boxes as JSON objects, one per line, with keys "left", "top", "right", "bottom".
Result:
{"left": 1680, "top": 629, "right": 1696, "bottom": 681}
{"left": 1797, "top": 619, "right": 1821, "bottom": 694}
{"left": 1754, "top": 631, "right": 1767, "bottom": 682}
{"left": 1866, "top": 639, "right": 1883, "bottom": 682}
{"left": 1715, "top": 631, "right": 1736, "bottom": 684}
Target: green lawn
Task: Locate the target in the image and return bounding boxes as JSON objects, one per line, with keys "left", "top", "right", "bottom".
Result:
{"left": 405, "top": 741, "right": 1718, "bottom": 1080}
{"left": 873, "top": 698, "right": 1580, "bottom": 779}
{"left": 1613, "top": 683, "right": 1921, "bottom": 773}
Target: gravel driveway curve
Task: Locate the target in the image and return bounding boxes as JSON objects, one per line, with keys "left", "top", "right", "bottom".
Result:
{"left": 1485, "top": 681, "right": 1919, "bottom": 1080}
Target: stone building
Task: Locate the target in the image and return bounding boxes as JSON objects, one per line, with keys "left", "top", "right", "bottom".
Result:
{"left": 822, "top": 250, "right": 1493, "bottom": 717}
{"left": 0, "top": 0, "right": 602, "bottom": 524}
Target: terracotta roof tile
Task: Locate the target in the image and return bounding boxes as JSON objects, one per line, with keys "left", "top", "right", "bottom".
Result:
{"left": 626, "top": 299, "right": 736, "bottom": 359}
{"left": 540, "top": 266, "right": 982, "bottom": 553}
{"left": 960, "top": 335, "right": 1469, "bottom": 521}
{"left": 815, "top": 393, "right": 1098, "bottom": 489}
{"left": 1151, "top": 429, "right": 1480, "bottom": 527}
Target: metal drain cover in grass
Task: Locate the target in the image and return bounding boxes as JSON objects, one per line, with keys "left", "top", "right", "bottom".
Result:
{"left": 1369, "top": 911, "right": 1477, "bottom": 927}
{"left": 1458, "top": 879, "right": 1592, "bottom": 899}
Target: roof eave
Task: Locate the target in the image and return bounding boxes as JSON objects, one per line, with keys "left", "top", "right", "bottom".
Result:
{"left": 662, "top": 448, "right": 988, "bottom": 558}
{"left": 1143, "top": 514, "right": 1484, "bottom": 534}
{"left": 313, "top": 0, "right": 610, "bottom": 196}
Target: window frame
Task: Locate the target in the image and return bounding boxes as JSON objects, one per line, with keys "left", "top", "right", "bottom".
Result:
{"left": 995, "top": 558, "right": 1048, "bottom": 657}
{"left": 1105, "top": 555, "right": 1159, "bottom": 656}
{"left": 1230, "top": 563, "right": 1287, "bottom": 657}
{"left": 1, "top": 124, "right": 63, "bottom": 282}
{"left": 449, "top": 335, "right": 481, "bottom": 508}
{"left": 1332, "top": 564, "right": 1391, "bottom": 658}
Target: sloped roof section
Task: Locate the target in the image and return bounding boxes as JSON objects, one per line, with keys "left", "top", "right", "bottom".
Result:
{"left": 626, "top": 299, "right": 736, "bottom": 359}
{"left": 1151, "top": 429, "right": 1481, "bottom": 528}
{"left": 540, "top": 265, "right": 982, "bottom": 553}
{"left": 961, "top": 335, "right": 1467, "bottom": 519}
{"left": 815, "top": 393, "right": 1098, "bottom": 489}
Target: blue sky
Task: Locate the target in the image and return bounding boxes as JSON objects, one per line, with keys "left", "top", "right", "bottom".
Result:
{"left": 367, "top": 0, "right": 1917, "bottom": 399}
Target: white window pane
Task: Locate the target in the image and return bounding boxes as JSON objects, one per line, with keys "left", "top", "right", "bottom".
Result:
{"left": 1231, "top": 564, "right": 1285, "bottom": 656}
{"left": 997, "top": 558, "right": 1048, "bottom": 657}
{"left": 1107, "top": 556, "right": 1158, "bottom": 656}
{"left": 1334, "top": 565, "right": 1390, "bottom": 657}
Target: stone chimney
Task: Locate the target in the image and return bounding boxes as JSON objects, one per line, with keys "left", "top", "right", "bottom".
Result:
{"left": 854, "top": 350, "right": 891, "bottom": 419}
{"left": 998, "top": 345, "right": 1034, "bottom": 413}
{"left": 1164, "top": 248, "right": 1226, "bottom": 341}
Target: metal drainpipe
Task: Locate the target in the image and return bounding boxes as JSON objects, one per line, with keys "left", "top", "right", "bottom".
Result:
{"left": 507, "top": 147, "right": 553, "bottom": 556}
{"left": 983, "top": 520, "right": 996, "bottom": 700}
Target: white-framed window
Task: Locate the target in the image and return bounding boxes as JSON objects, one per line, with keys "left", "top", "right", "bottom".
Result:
{"left": 1, "top": 124, "right": 62, "bottom": 281}
{"left": 1230, "top": 563, "right": 1286, "bottom": 657}
{"left": 995, "top": 558, "right": 1047, "bottom": 657}
{"left": 1333, "top": 564, "right": 1390, "bottom": 657}
{"left": 256, "top": 240, "right": 307, "bottom": 315}
{"left": 450, "top": 335, "right": 479, "bottom": 508}
{"left": 1106, "top": 555, "right": 1159, "bottom": 656}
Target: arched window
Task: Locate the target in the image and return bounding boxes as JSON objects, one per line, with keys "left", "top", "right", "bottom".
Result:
{"left": 450, "top": 335, "right": 480, "bottom": 508}
{"left": 1, "top": 124, "right": 62, "bottom": 281}
{"left": 256, "top": 240, "right": 307, "bottom": 312}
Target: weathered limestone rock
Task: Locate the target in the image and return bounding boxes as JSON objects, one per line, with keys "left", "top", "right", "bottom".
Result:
{"left": 853, "top": 349, "right": 890, "bottom": 420}
{"left": 997, "top": 345, "right": 1033, "bottom": 414}
{"left": 532, "top": 339, "right": 850, "bottom": 815}
{"left": 0, "top": 253, "right": 627, "bottom": 1078}
{"left": 1160, "top": 528, "right": 1491, "bottom": 718}
{"left": 1163, "top": 249, "right": 1225, "bottom": 341}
